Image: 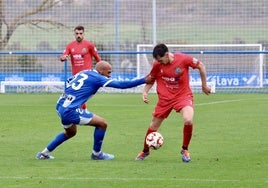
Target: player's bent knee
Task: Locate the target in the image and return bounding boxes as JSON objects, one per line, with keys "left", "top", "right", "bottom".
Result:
{"left": 66, "top": 131, "right": 77, "bottom": 138}
{"left": 184, "top": 120, "right": 193, "bottom": 125}
{"left": 98, "top": 121, "right": 107, "bottom": 130}
{"left": 65, "top": 125, "right": 77, "bottom": 138}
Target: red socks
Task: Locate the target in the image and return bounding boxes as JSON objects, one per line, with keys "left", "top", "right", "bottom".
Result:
{"left": 143, "top": 128, "right": 156, "bottom": 152}
{"left": 182, "top": 124, "right": 193, "bottom": 150}
{"left": 142, "top": 125, "right": 193, "bottom": 152}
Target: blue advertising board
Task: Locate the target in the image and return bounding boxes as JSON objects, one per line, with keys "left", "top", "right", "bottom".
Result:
{"left": 0, "top": 72, "right": 267, "bottom": 87}
{"left": 191, "top": 73, "right": 264, "bottom": 87}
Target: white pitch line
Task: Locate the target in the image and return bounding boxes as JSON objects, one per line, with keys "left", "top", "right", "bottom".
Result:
{"left": 0, "top": 176, "right": 263, "bottom": 183}
{"left": 195, "top": 99, "right": 246, "bottom": 106}
{"left": 196, "top": 97, "right": 268, "bottom": 106}
{"left": 4, "top": 97, "right": 268, "bottom": 107}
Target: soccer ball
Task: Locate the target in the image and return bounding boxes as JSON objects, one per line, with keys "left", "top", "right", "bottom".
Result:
{"left": 146, "top": 132, "right": 164, "bottom": 150}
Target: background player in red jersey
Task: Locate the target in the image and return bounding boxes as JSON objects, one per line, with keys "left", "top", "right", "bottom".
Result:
{"left": 60, "top": 25, "right": 101, "bottom": 109}
{"left": 135, "top": 43, "right": 211, "bottom": 162}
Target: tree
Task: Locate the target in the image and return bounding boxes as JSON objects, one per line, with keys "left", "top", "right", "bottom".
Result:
{"left": 0, "top": 0, "right": 69, "bottom": 51}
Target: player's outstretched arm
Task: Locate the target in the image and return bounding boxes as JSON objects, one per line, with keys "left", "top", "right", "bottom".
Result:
{"left": 106, "top": 74, "right": 154, "bottom": 89}
{"left": 106, "top": 78, "right": 146, "bottom": 89}
{"left": 97, "top": 60, "right": 154, "bottom": 89}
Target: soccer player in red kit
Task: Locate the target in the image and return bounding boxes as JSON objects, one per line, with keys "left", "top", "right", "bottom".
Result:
{"left": 135, "top": 43, "right": 211, "bottom": 162}
{"left": 60, "top": 25, "right": 101, "bottom": 109}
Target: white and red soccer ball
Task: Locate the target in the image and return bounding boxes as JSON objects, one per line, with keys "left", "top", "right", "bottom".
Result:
{"left": 146, "top": 132, "right": 164, "bottom": 150}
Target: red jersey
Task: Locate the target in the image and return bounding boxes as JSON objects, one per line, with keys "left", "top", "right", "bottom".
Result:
{"left": 150, "top": 53, "right": 200, "bottom": 101}
{"left": 63, "top": 40, "right": 101, "bottom": 75}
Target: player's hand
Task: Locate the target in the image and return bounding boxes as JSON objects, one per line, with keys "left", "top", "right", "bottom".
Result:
{"left": 202, "top": 85, "right": 211, "bottom": 95}
{"left": 142, "top": 92, "right": 149, "bottom": 104}
{"left": 144, "top": 74, "right": 155, "bottom": 84}
{"left": 60, "top": 55, "right": 68, "bottom": 61}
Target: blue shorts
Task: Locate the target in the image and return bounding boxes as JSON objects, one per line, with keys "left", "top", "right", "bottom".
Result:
{"left": 56, "top": 105, "right": 94, "bottom": 128}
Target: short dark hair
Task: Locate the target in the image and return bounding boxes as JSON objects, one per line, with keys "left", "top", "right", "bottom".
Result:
{"left": 74, "top": 25, "right": 84, "bottom": 31}
{"left": 153, "top": 43, "right": 169, "bottom": 59}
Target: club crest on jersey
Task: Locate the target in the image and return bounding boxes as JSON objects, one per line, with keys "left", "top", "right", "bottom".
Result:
{"left": 82, "top": 48, "right": 87, "bottom": 53}
{"left": 175, "top": 67, "right": 181, "bottom": 74}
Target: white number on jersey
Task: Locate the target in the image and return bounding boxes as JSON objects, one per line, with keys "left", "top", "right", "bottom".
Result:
{"left": 66, "top": 73, "right": 88, "bottom": 90}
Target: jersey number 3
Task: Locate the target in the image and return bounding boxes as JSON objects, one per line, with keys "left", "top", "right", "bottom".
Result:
{"left": 68, "top": 73, "right": 88, "bottom": 90}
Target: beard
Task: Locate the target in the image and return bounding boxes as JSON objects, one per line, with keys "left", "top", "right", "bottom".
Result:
{"left": 76, "top": 37, "right": 82, "bottom": 42}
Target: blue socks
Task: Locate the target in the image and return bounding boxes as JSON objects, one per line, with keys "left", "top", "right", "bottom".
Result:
{"left": 45, "top": 128, "right": 106, "bottom": 153}
{"left": 47, "top": 132, "right": 68, "bottom": 152}
{"left": 93, "top": 128, "right": 106, "bottom": 152}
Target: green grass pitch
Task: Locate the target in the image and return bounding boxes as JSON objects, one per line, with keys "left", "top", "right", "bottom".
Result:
{"left": 0, "top": 93, "right": 267, "bottom": 188}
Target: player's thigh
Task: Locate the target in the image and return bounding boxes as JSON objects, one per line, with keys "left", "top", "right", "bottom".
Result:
{"left": 88, "top": 114, "right": 107, "bottom": 128}
{"left": 180, "top": 106, "right": 194, "bottom": 124}
{"left": 173, "top": 97, "right": 194, "bottom": 124}
{"left": 59, "top": 108, "right": 94, "bottom": 125}
{"left": 78, "top": 108, "right": 94, "bottom": 125}
{"left": 153, "top": 100, "right": 173, "bottom": 118}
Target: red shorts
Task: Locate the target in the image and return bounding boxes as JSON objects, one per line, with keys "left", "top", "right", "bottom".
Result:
{"left": 153, "top": 96, "right": 194, "bottom": 119}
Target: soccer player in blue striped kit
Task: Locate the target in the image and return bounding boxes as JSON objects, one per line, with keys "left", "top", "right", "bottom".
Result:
{"left": 36, "top": 61, "right": 153, "bottom": 160}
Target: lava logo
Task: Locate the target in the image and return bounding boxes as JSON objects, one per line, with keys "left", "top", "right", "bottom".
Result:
{"left": 242, "top": 75, "right": 257, "bottom": 85}
{"left": 205, "top": 74, "right": 259, "bottom": 86}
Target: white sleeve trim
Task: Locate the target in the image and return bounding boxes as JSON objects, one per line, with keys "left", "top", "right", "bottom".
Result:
{"left": 103, "top": 79, "right": 114, "bottom": 87}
